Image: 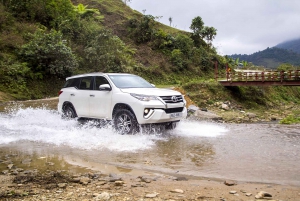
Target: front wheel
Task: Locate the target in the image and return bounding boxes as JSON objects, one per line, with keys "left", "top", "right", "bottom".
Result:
{"left": 113, "top": 109, "right": 138, "bottom": 134}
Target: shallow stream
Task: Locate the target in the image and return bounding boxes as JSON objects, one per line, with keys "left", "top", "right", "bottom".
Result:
{"left": 0, "top": 99, "right": 299, "bottom": 186}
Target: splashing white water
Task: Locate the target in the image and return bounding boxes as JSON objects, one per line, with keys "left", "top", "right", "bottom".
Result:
{"left": 0, "top": 107, "right": 227, "bottom": 152}
{"left": 176, "top": 120, "right": 228, "bottom": 137}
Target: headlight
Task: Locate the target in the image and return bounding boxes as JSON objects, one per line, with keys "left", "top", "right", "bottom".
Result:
{"left": 130, "top": 93, "right": 158, "bottom": 101}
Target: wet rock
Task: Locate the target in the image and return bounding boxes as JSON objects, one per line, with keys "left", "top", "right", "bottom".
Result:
{"left": 170, "top": 189, "right": 184, "bottom": 193}
{"left": 57, "top": 183, "right": 67, "bottom": 188}
{"left": 194, "top": 110, "right": 222, "bottom": 121}
{"left": 255, "top": 191, "right": 272, "bottom": 199}
{"left": 140, "top": 176, "right": 152, "bottom": 183}
{"left": 46, "top": 162, "right": 54, "bottom": 166}
{"left": 188, "top": 105, "right": 199, "bottom": 113}
{"left": 95, "top": 192, "right": 110, "bottom": 200}
{"left": 80, "top": 177, "right": 91, "bottom": 185}
{"left": 108, "top": 174, "right": 122, "bottom": 182}
{"left": 175, "top": 176, "right": 188, "bottom": 181}
{"left": 145, "top": 193, "right": 158, "bottom": 198}
{"left": 72, "top": 177, "right": 81, "bottom": 183}
{"left": 15, "top": 168, "right": 24, "bottom": 172}
{"left": 246, "top": 112, "right": 257, "bottom": 118}
{"left": 224, "top": 180, "right": 236, "bottom": 186}
{"left": 221, "top": 103, "right": 230, "bottom": 110}
{"left": 114, "top": 181, "right": 124, "bottom": 186}
{"left": 7, "top": 164, "right": 14, "bottom": 170}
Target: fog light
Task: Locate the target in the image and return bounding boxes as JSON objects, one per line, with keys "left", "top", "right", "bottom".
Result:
{"left": 144, "top": 108, "right": 149, "bottom": 114}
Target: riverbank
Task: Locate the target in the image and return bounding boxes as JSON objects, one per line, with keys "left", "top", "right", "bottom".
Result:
{"left": 1, "top": 166, "right": 300, "bottom": 201}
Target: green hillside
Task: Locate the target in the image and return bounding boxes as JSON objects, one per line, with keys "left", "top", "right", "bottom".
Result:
{"left": 0, "top": 0, "right": 224, "bottom": 100}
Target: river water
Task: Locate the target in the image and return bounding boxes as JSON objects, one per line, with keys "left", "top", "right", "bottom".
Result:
{"left": 0, "top": 99, "right": 299, "bottom": 186}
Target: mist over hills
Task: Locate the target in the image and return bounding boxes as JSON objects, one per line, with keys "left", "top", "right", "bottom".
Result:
{"left": 276, "top": 38, "right": 300, "bottom": 54}
{"left": 229, "top": 38, "right": 300, "bottom": 69}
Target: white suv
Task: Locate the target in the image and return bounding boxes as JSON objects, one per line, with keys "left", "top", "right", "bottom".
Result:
{"left": 58, "top": 73, "right": 187, "bottom": 134}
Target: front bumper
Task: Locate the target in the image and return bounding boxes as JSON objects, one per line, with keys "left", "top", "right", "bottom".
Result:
{"left": 134, "top": 102, "right": 187, "bottom": 124}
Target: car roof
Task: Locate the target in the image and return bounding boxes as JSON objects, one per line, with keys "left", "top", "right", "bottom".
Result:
{"left": 66, "top": 73, "right": 133, "bottom": 80}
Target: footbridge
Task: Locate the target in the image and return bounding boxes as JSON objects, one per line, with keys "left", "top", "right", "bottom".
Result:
{"left": 215, "top": 66, "right": 300, "bottom": 87}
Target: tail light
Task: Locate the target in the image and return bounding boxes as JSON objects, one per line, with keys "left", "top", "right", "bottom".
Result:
{"left": 58, "top": 90, "right": 63, "bottom": 96}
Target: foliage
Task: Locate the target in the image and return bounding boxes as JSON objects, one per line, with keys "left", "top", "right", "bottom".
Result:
{"left": 171, "top": 49, "right": 186, "bottom": 70}
{"left": 174, "top": 34, "right": 193, "bottom": 57}
{"left": 3, "top": 0, "right": 76, "bottom": 28}
{"left": 0, "top": 55, "right": 30, "bottom": 96}
{"left": 73, "top": 3, "right": 103, "bottom": 20}
{"left": 19, "top": 29, "right": 78, "bottom": 77}
{"left": 190, "top": 16, "right": 217, "bottom": 47}
{"left": 277, "top": 63, "right": 295, "bottom": 71}
{"left": 128, "top": 15, "right": 156, "bottom": 43}
{"left": 84, "top": 30, "right": 135, "bottom": 73}
{"left": 280, "top": 112, "right": 300, "bottom": 124}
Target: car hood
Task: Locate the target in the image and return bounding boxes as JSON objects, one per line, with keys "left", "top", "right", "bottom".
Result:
{"left": 120, "top": 88, "right": 182, "bottom": 96}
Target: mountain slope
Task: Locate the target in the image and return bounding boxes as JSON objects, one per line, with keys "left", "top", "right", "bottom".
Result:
{"left": 230, "top": 47, "right": 300, "bottom": 69}
{"left": 276, "top": 38, "right": 300, "bottom": 54}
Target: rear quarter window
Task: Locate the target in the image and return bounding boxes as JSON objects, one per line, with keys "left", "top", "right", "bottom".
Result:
{"left": 63, "top": 78, "right": 80, "bottom": 88}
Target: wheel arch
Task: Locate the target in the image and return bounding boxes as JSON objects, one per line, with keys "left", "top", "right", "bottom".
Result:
{"left": 112, "top": 103, "right": 137, "bottom": 120}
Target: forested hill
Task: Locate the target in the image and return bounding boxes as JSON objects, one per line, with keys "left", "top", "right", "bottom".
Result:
{"left": 230, "top": 47, "right": 300, "bottom": 69}
{"left": 275, "top": 38, "right": 300, "bottom": 54}
{"left": 0, "top": 0, "right": 224, "bottom": 100}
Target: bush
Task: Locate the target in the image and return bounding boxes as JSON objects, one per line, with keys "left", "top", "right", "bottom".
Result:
{"left": 128, "top": 15, "right": 156, "bottom": 43}
{"left": 84, "top": 29, "right": 135, "bottom": 72}
{"left": 0, "top": 56, "right": 30, "bottom": 94}
{"left": 3, "top": 0, "right": 76, "bottom": 28}
{"left": 19, "top": 29, "right": 78, "bottom": 77}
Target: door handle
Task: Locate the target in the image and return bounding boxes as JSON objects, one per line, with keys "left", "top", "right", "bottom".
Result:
{"left": 90, "top": 94, "right": 95, "bottom": 97}
{"left": 70, "top": 94, "right": 75, "bottom": 96}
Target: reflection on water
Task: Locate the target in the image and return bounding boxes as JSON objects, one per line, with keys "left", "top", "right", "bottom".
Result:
{"left": 0, "top": 100, "right": 300, "bottom": 186}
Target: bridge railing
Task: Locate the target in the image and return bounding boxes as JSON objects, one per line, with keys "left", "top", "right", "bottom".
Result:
{"left": 226, "top": 70, "right": 300, "bottom": 82}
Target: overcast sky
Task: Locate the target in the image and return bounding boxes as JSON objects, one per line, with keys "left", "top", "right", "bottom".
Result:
{"left": 129, "top": 0, "right": 300, "bottom": 55}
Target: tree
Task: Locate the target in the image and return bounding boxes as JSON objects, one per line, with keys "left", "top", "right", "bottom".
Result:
{"left": 19, "top": 29, "right": 78, "bottom": 78}
{"left": 202, "top": 26, "right": 217, "bottom": 46}
{"left": 190, "top": 16, "right": 204, "bottom": 36}
{"left": 169, "top": 17, "right": 172, "bottom": 26}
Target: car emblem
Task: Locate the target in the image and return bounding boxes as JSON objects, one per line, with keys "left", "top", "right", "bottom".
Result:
{"left": 171, "top": 96, "right": 178, "bottom": 102}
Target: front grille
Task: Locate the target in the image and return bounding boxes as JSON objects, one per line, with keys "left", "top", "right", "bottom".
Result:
{"left": 160, "top": 95, "right": 183, "bottom": 103}
{"left": 163, "top": 107, "right": 184, "bottom": 114}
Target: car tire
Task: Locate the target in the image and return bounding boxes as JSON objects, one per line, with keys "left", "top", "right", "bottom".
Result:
{"left": 62, "top": 104, "right": 77, "bottom": 119}
{"left": 113, "top": 109, "right": 138, "bottom": 134}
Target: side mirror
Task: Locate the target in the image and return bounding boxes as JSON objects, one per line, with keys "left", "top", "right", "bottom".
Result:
{"left": 99, "top": 84, "right": 111, "bottom": 91}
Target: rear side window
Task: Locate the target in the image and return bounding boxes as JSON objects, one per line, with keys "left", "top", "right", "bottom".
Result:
{"left": 79, "top": 77, "right": 93, "bottom": 90}
{"left": 63, "top": 78, "right": 80, "bottom": 88}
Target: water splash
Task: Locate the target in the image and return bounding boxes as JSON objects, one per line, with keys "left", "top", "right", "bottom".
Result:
{"left": 175, "top": 120, "right": 228, "bottom": 137}
{"left": 0, "top": 107, "right": 227, "bottom": 152}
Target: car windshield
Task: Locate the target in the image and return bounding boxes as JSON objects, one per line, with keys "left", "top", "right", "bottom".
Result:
{"left": 108, "top": 74, "right": 154, "bottom": 88}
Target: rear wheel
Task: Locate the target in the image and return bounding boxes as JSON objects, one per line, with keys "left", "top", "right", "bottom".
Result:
{"left": 62, "top": 105, "right": 77, "bottom": 119}
{"left": 113, "top": 109, "right": 138, "bottom": 134}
